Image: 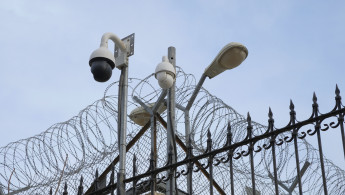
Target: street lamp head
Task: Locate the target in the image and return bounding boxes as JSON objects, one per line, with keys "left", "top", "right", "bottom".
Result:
{"left": 89, "top": 46, "right": 116, "bottom": 82}
{"left": 204, "top": 42, "right": 248, "bottom": 78}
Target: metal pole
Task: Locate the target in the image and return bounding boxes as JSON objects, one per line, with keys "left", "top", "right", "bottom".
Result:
{"left": 150, "top": 116, "right": 157, "bottom": 194}
{"left": 166, "top": 47, "right": 177, "bottom": 195}
{"left": 186, "top": 74, "right": 207, "bottom": 111}
{"left": 117, "top": 66, "right": 128, "bottom": 195}
{"left": 184, "top": 110, "right": 193, "bottom": 194}
{"left": 185, "top": 74, "right": 207, "bottom": 194}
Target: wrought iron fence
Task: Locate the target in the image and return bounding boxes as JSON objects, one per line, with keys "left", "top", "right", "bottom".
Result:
{"left": 52, "top": 85, "right": 345, "bottom": 195}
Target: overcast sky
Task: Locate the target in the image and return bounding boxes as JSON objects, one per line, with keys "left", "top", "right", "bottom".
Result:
{"left": 1, "top": 0, "right": 345, "bottom": 166}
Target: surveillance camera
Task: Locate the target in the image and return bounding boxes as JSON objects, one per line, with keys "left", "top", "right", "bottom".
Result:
{"left": 155, "top": 56, "right": 176, "bottom": 89}
{"left": 89, "top": 47, "right": 116, "bottom": 82}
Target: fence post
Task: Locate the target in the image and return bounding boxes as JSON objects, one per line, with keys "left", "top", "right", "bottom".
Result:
{"left": 247, "top": 113, "right": 256, "bottom": 195}
{"left": 268, "top": 108, "right": 279, "bottom": 195}
{"left": 226, "top": 122, "right": 235, "bottom": 195}
{"left": 290, "top": 100, "right": 303, "bottom": 194}
{"left": 313, "top": 93, "right": 328, "bottom": 194}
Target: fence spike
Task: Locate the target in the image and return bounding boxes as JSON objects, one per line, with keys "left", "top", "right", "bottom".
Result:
{"left": 226, "top": 122, "right": 232, "bottom": 146}
{"left": 313, "top": 92, "right": 317, "bottom": 103}
{"left": 49, "top": 187, "right": 52, "bottom": 195}
{"left": 247, "top": 112, "right": 252, "bottom": 123}
{"left": 335, "top": 84, "right": 342, "bottom": 109}
{"left": 336, "top": 84, "right": 340, "bottom": 96}
{"left": 289, "top": 100, "right": 297, "bottom": 124}
{"left": 290, "top": 99, "right": 295, "bottom": 110}
{"left": 94, "top": 169, "right": 99, "bottom": 191}
{"left": 206, "top": 128, "right": 212, "bottom": 152}
{"left": 312, "top": 92, "right": 319, "bottom": 116}
{"left": 268, "top": 107, "right": 273, "bottom": 119}
{"left": 247, "top": 112, "right": 253, "bottom": 140}
{"left": 62, "top": 182, "right": 68, "bottom": 195}
{"left": 80, "top": 175, "right": 83, "bottom": 185}
{"left": 268, "top": 107, "right": 275, "bottom": 132}
{"left": 77, "top": 176, "right": 83, "bottom": 195}
{"left": 227, "top": 122, "right": 232, "bottom": 133}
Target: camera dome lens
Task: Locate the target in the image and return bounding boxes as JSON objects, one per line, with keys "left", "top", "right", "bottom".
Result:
{"left": 90, "top": 60, "right": 113, "bottom": 82}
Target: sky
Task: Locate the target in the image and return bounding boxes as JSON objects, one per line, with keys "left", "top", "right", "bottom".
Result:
{"left": 1, "top": 0, "right": 345, "bottom": 167}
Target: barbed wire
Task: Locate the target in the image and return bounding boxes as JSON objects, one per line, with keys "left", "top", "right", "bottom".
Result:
{"left": 0, "top": 67, "right": 344, "bottom": 194}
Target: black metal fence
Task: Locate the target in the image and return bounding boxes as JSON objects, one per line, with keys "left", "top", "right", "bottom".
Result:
{"left": 53, "top": 85, "right": 345, "bottom": 195}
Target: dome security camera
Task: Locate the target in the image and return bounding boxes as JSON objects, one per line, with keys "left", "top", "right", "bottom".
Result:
{"left": 155, "top": 56, "right": 176, "bottom": 89}
{"left": 89, "top": 32, "right": 133, "bottom": 83}
{"left": 89, "top": 46, "right": 116, "bottom": 82}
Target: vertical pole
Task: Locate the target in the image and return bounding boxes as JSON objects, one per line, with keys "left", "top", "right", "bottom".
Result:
{"left": 154, "top": 116, "right": 157, "bottom": 168}
{"left": 206, "top": 130, "right": 213, "bottom": 195}
{"left": 187, "top": 135, "right": 193, "bottom": 195}
{"left": 133, "top": 154, "right": 137, "bottom": 195}
{"left": 150, "top": 116, "right": 157, "bottom": 194}
{"left": 184, "top": 71, "right": 207, "bottom": 195}
{"left": 247, "top": 113, "right": 256, "bottom": 195}
{"left": 271, "top": 138, "right": 279, "bottom": 195}
{"left": 166, "top": 47, "right": 177, "bottom": 195}
{"left": 268, "top": 108, "right": 279, "bottom": 195}
{"left": 290, "top": 100, "right": 303, "bottom": 195}
{"left": 118, "top": 66, "right": 128, "bottom": 195}
{"left": 209, "top": 157, "right": 214, "bottom": 195}
{"left": 110, "top": 166, "right": 115, "bottom": 195}
{"left": 335, "top": 86, "right": 345, "bottom": 161}
{"left": 312, "top": 93, "right": 328, "bottom": 194}
{"left": 185, "top": 110, "right": 193, "bottom": 194}
{"left": 227, "top": 123, "right": 235, "bottom": 195}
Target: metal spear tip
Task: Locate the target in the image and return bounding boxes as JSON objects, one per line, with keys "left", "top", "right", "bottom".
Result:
{"left": 335, "top": 84, "right": 340, "bottom": 95}
{"left": 227, "top": 121, "right": 232, "bottom": 132}
{"left": 247, "top": 112, "right": 252, "bottom": 122}
{"left": 268, "top": 107, "right": 273, "bottom": 119}
{"left": 95, "top": 169, "right": 99, "bottom": 178}
{"left": 289, "top": 99, "right": 295, "bottom": 110}
{"left": 207, "top": 128, "right": 212, "bottom": 138}
{"left": 313, "top": 92, "right": 317, "bottom": 103}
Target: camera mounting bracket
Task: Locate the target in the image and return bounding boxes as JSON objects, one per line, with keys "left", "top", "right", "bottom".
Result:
{"left": 114, "top": 33, "right": 135, "bottom": 68}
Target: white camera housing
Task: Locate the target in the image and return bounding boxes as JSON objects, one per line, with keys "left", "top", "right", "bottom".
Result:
{"left": 155, "top": 56, "right": 176, "bottom": 89}
{"left": 89, "top": 46, "right": 116, "bottom": 68}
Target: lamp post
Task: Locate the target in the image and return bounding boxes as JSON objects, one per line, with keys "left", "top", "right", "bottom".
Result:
{"left": 89, "top": 32, "right": 134, "bottom": 195}
{"left": 181, "top": 42, "right": 248, "bottom": 194}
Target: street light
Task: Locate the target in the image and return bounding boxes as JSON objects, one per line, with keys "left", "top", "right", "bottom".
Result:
{"left": 183, "top": 42, "right": 248, "bottom": 194}
{"left": 204, "top": 42, "right": 248, "bottom": 78}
